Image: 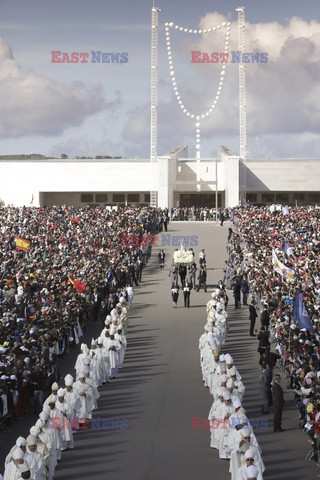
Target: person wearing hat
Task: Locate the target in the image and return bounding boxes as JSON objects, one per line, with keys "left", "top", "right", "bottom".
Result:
{"left": 55, "top": 388, "right": 74, "bottom": 450}
{"left": 115, "top": 328, "right": 127, "bottom": 370}
{"left": 225, "top": 354, "right": 241, "bottom": 381}
{"left": 3, "top": 447, "right": 26, "bottom": 480}
{"left": 217, "top": 391, "right": 235, "bottom": 459}
{"left": 81, "top": 366, "right": 99, "bottom": 409}
{"left": 43, "top": 383, "right": 59, "bottom": 409}
{"left": 228, "top": 367, "right": 245, "bottom": 401}
{"left": 103, "top": 328, "right": 121, "bottom": 378}
{"left": 235, "top": 450, "right": 262, "bottom": 480}
{"left": 229, "top": 428, "right": 265, "bottom": 480}
{"left": 93, "top": 338, "right": 110, "bottom": 384}
{"left": 72, "top": 371, "right": 94, "bottom": 421}
{"left": 24, "top": 434, "right": 46, "bottom": 480}
{"left": 29, "top": 426, "right": 48, "bottom": 468}
{"left": 4, "top": 437, "right": 26, "bottom": 466}
{"left": 272, "top": 373, "right": 285, "bottom": 432}
{"left": 63, "top": 374, "right": 81, "bottom": 432}
{"left": 209, "top": 388, "right": 227, "bottom": 449}
{"left": 36, "top": 415, "right": 60, "bottom": 479}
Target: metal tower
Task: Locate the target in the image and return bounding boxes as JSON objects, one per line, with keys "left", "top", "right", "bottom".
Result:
{"left": 236, "top": 7, "right": 247, "bottom": 161}
{"left": 236, "top": 6, "right": 247, "bottom": 204}
{"left": 150, "top": 3, "right": 161, "bottom": 207}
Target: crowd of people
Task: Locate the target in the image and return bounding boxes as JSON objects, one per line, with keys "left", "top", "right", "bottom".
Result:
{"left": 225, "top": 205, "right": 320, "bottom": 463}
{"left": 170, "top": 207, "right": 227, "bottom": 222}
{"left": 199, "top": 287, "right": 264, "bottom": 479}
{"left": 0, "top": 206, "right": 164, "bottom": 431}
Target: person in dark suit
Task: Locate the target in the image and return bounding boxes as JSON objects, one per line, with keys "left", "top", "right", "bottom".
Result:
{"left": 249, "top": 300, "right": 258, "bottom": 336}
{"left": 260, "top": 303, "right": 270, "bottom": 331}
{"left": 233, "top": 275, "right": 241, "bottom": 309}
{"left": 272, "top": 374, "right": 284, "bottom": 432}
{"left": 257, "top": 326, "right": 270, "bottom": 365}
{"left": 183, "top": 279, "right": 192, "bottom": 308}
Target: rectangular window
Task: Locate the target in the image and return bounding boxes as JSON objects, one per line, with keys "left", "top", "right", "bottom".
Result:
{"left": 113, "top": 193, "right": 125, "bottom": 203}
{"left": 247, "top": 193, "right": 257, "bottom": 202}
{"left": 81, "top": 194, "right": 93, "bottom": 203}
{"left": 127, "top": 194, "right": 140, "bottom": 203}
{"left": 96, "top": 194, "right": 108, "bottom": 203}
{"left": 308, "top": 193, "right": 320, "bottom": 202}
{"left": 276, "top": 193, "right": 289, "bottom": 202}
{"left": 261, "top": 193, "right": 274, "bottom": 203}
{"left": 293, "top": 193, "right": 305, "bottom": 201}
{"left": 144, "top": 193, "right": 150, "bottom": 203}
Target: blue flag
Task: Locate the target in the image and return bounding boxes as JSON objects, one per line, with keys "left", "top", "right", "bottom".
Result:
{"left": 284, "top": 241, "right": 294, "bottom": 257}
{"left": 292, "top": 292, "right": 315, "bottom": 333}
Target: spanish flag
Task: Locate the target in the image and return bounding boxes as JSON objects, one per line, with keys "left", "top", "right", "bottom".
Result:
{"left": 15, "top": 237, "right": 30, "bottom": 252}
{"left": 68, "top": 275, "right": 87, "bottom": 293}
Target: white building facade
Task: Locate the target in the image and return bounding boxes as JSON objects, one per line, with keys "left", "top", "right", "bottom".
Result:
{"left": 0, "top": 147, "right": 319, "bottom": 209}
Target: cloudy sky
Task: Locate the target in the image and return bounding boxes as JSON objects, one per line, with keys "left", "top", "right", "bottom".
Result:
{"left": 1, "top": 0, "right": 320, "bottom": 159}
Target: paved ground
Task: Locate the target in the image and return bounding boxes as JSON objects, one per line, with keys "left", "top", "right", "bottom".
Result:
{"left": 1, "top": 221, "right": 319, "bottom": 479}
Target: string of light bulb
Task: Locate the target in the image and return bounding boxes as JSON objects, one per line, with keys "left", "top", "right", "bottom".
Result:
{"left": 165, "top": 20, "right": 231, "bottom": 156}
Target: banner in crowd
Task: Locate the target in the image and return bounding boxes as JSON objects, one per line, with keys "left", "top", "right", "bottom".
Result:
{"left": 272, "top": 249, "right": 295, "bottom": 282}
{"left": 292, "top": 292, "right": 315, "bottom": 334}
{"left": 68, "top": 275, "right": 87, "bottom": 293}
{"left": 15, "top": 237, "right": 30, "bottom": 252}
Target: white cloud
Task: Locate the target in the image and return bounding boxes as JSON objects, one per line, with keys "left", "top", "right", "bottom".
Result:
{"left": 150, "top": 13, "right": 320, "bottom": 157}
{"left": 0, "top": 38, "right": 119, "bottom": 138}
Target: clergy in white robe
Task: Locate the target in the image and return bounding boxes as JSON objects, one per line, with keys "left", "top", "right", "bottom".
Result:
{"left": 5, "top": 438, "right": 26, "bottom": 466}
{"left": 42, "top": 382, "right": 59, "bottom": 410}
{"left": 235, "top": 450, "right": 263, "bottom": 480}
{"left": 36, "top": 418, "right": 58, "bottom": 480}
{"left": 64, "top": 375, "right": 81, "bottom": 431}
{"left": 224, "top": 354, "right": 242, "bottom": 380}
{"left": 55, "top": 389, "right": 74, "bottom": 450}
{"left": 40, "top": 404, "right": 62, "bottom": 462}
{"left": 24, "top": 435, "right": 46, "bottom": 480}
{"left": 115, "top": 329, "right": 127, "bottom": 369}
{"left": 3, "top": 447, "right": 26, "bottom": 480}
{"left": 72, "top": 372, "right": 94, "bottom": 420}
{"left": 95, "top": 338, "right": 110, "bottom": 383}
{"left": 82, "top": 366, "right": 100, "bottom": 409}
{"left": 228, "top": 368, "right": 245, "bottom": 400}
{"left": 29, "top": 427, "right": 49, "bottom": 477}
{"left": 217, "top": 391, "right": 235, "bottom": 459}
{"left": 103, "top": 331, "right": 121, "bottom": 378}
{"left": 209, "top": 388, "right": 227, "bottom": 449}
{"left": 229, "top": 428, "right": 265, "bottom": 480}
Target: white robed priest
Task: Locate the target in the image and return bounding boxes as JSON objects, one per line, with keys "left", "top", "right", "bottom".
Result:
{"left": 72, "top": 370, "right": 95, "bottom": 421}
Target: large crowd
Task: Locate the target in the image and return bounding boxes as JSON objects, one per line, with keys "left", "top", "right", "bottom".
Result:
{"left": 0, "top": 205, "right": 169, "bottom": 477}
{"left": 1, "top": 202, "right": 320, "bottom": 477}
{"left": 225, "top": 205, "right": 320, "bottom": 464}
